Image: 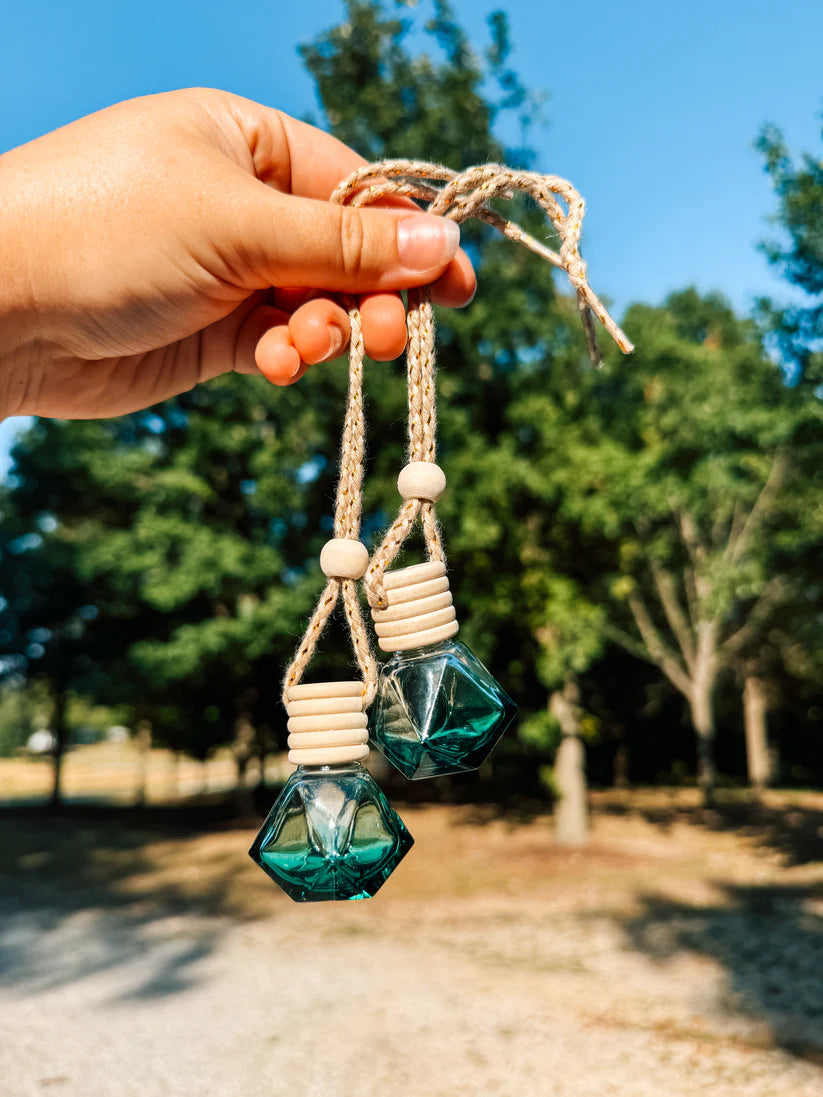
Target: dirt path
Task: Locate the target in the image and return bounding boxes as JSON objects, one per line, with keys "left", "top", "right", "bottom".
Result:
{"left": 2, "top": 800, "right": 822, "bottom": 1096}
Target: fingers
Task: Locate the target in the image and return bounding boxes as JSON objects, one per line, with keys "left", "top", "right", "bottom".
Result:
{"left": 234, "top": 305, "right": 299, "bottom": 384}
{"left": 233, "top": 300, "right": 350, "bottom": 387}
{"left": 358, "top": 293, "right": 408, "bottom": 360}
{"left": 430, "top": 247, "right": 476, "bottom": 307}
{"left": 287, "top": 299, "right": 350, "bottom": 365}
{"left": 278, "top": 291, "right": 408, "bottom": 362}
{"left": 239, "top": 279, "right": 476, "bottom": 390}
{"left": 231, "top": 270, "right": 472, "bottom": 391}
{"left": 235, "top": 184, "right": 460, "bottom": 294}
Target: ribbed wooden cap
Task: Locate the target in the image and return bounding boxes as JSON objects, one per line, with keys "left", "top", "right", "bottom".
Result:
{"left": 371, "top": 562, "right": 459, "bottom": 652}
{"left": 285, "top": 681, "right": 369, "bottom": 766}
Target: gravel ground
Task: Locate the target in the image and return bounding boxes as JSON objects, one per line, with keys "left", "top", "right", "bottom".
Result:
{"left": 2, "top": 798, "right": 822, "bottom": 1097}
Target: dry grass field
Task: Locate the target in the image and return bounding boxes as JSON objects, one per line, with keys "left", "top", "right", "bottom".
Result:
{"left": 0, "top": 740, "right": 291, "bottom": 805}
{"left": 1, "top": 746, "right": 823, "bottom": 1096}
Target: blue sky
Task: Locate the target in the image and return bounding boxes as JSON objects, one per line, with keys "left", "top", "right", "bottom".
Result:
{"left": 1, "top": 0, "right": 821, "bottom": 471}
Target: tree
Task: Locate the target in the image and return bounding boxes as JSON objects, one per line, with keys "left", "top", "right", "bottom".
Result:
{"left": 753, "top": 116, "right": 823, "bottom": 790}
{"left": 522, "top": 289, "right": 821, "bottom": 807}
{"left": 0, "top": 679, "right": 51, "bottom": 758}
{"left": 0, "top": 481, "right": 101, "bottom": 804}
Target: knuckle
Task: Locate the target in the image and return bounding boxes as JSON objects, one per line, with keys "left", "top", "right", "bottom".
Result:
{"left": 338, "top": 207, "right": 366, "bottom": 279}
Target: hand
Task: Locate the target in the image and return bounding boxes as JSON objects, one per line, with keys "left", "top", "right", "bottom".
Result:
{"left": 0, "top": 88, "right": 476, "bottom": 419}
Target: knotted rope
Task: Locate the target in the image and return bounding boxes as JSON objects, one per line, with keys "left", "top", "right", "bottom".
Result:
{"left": 333, "top": 160, "right": 633, "bottom": 610}
{"left": 282, "top": 159, "right": 633, "bottom": 704}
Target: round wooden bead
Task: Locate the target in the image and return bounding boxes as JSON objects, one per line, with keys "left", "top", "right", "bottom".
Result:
{"left": 319, "top": 538, "right": 369, "bottom": 579}
{"left": 397, "top": 462, "right": 446, "bottom": 502}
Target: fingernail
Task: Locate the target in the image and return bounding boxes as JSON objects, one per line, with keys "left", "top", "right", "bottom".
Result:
{"left": 398, "top": 215, "right": 460, "bottom": 272}
{"left": 326, "top": 324, "right": 347, "bottom": 360}
{"left": 288, "top": 353, "right": 303, "bottom": 377}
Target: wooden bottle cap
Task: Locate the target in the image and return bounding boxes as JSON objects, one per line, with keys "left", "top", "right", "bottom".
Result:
{"left": 371, "top": 562, "right": 459, "bottom": 652}
{"left": 285, "top": 681, "right": 369, "bottom": 766}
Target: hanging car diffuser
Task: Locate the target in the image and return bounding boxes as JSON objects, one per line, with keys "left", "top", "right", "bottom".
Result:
{"left": 251, "top": 159, "right": 633, "bottom": 900}
{"left": 249, "top": 308, "right": 412, "bottom": 902}
{"left": 362, "top": 286, "right": 519, "bottom": 782}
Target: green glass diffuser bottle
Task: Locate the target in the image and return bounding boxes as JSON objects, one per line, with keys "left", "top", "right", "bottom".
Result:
{"left": 370, "top": 555, "right": 517, "bottom": 781}
{"left": 367, "top": 461, "right": 517, "bottom": 780}
{"left": 250, "top": 681, "right": 413, "bottom": 901}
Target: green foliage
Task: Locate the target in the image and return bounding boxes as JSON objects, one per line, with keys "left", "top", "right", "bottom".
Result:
{"left": 756, "top": 118, "right": 823, "bottom": 382}
{"left": 301, "top": 0, "right": 543, "bottom": 167}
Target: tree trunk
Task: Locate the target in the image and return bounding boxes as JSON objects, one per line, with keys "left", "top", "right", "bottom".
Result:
{"left": 743, "top": 675, "right": 770, "bottom": 793}
{"left": 256, "top": 748, "right": 268, "bottom": 791}
{"left": 233, "top": 716, "right": 255, "bottom": 818}
{"left": 256, "top": 722, "right": 274, "bottom": 791}
{"left": 550, "top": 678, "right": 588, "bottom": 847}
{"left": 689, "top": 672, "right": 717, "bottom": 809}
{"left": 49, "top": 687, "right": 67, "bottom": 809}
{"left": 613, "top": 727, "right": 630, "bottom": 789}
{"left": 134, "top": 721, "right": 152, "bottom": 807}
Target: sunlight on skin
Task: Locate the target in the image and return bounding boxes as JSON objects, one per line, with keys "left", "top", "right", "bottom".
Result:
{"left": 0, "top": 88, "right": 476, "bottom": 420}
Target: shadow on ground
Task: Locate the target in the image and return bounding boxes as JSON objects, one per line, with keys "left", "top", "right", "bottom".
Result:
{"left": 596, "top": 793, "right": 823, "bottom": 865}
{"left": 0, "top": 800, "right": 271, "bottom": 1002}
{"left": 621, "top": 881, "right": 823, "bottom": 1062}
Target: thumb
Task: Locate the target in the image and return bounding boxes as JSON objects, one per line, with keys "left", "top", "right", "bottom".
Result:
{"left": 234, "top": 185, "right": 461, "bottom": 293}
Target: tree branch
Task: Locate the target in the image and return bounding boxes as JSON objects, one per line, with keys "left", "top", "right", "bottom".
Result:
{"left": 727, "top": 499, "right": 746, "bottom": 553}
{"left": 626, "top": 589, "right": 693, "bottom": 697}
{"left": 682, "top": 564, "right": 701, "bottom": 629}
{"left": 726, "top": 450, "right": 789, "bottom": 565}
{"left": 675, "top": 507, "right": 715, "bottom": 610}
{"left": 602, "top": 621, "right": 659, "bottom": 664}
{"left": 649, "top": 561, "right": 696, "bottom": 673}
{"left": 676, "top": 508, "right": 708, "bottom": 569}
{"left": 721, "top": 576, "right": 790, "bottom": 659}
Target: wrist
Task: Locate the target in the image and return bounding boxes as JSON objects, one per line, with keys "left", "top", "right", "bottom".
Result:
{"left": 0, "top": 152, "right": 43, "bottom": 419}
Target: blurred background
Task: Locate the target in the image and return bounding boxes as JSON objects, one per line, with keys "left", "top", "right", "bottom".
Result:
{"left": 1, "top": 2, "right": 822, "bottom": 1095}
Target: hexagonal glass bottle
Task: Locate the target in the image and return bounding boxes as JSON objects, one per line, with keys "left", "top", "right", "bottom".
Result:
{"left": 249, "top": 682, "right": 413, "bottom": 902}
{"left": 250, "top": 762, "right": 413, "bottom": 902}
{"left": 370, "top": 562, "right": 517, "bottom": 779}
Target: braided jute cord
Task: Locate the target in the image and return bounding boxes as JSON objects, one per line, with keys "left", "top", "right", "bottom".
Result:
{"left": 281, "top": 303, "right": 378, "bottom": 706}
{"left": 282, "top": 159, "right": 633, "bottom": 705}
